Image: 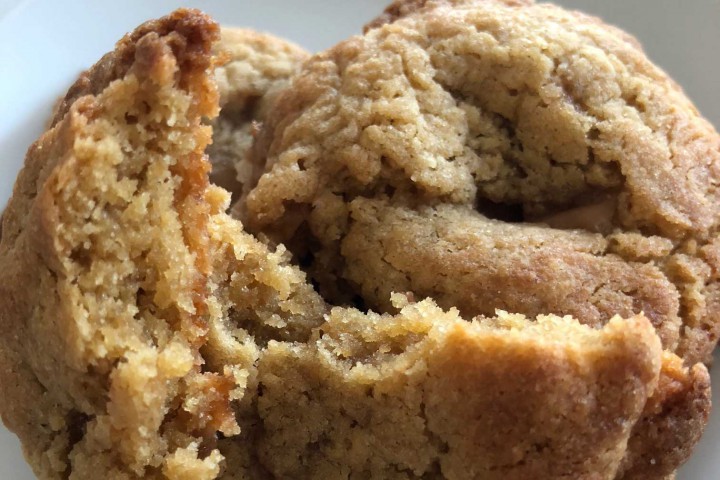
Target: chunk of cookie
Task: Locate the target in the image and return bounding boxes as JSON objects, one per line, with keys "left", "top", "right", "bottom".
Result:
{"left": 0, "top": 10, "right": 231, "bottom": 479}
{"left": 255, "top": 301, "right": 666, "bottom": 479}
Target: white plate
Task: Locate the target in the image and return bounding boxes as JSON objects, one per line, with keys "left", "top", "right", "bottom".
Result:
{"left": 0, "top": 1, "right": 717, "bottom": 478}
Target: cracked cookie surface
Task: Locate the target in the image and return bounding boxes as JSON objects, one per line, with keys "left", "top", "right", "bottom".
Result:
{"left": 245, "top": 0, "right": 720, "bottom": 367}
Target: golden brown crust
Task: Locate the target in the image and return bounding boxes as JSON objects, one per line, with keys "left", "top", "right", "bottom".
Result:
{"left": 364, "top": 0, "right": 532, "bottom": 32}
{"left": 336, "top": 201, "right": 711, "bottom": 479}
{"left": 617, "top": 354, "right": 711, "bottom": 480}
{"left": 341, "top": 198, "right": 681, "bottom": 346}
{"left": 50, "top": 8, "right": 220, "bottom": 127}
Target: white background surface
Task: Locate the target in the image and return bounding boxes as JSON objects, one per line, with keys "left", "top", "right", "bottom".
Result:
{"left": 0, "top": 1, "right": 718, "bottom": 478}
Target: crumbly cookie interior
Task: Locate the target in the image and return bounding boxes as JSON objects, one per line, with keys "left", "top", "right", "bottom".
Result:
{"left": 52, "top": 45, "right": 228, "bottom": 476}
{"left": 0, "top": 11, "right": 236, "bottom": 479}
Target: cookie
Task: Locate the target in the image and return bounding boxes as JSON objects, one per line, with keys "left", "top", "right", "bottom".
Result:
{"left": 208, "top": 28, "right": 308, "bottom": 197}
{"left": 0, "top": 3, "right": 714, "bottom": 480}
